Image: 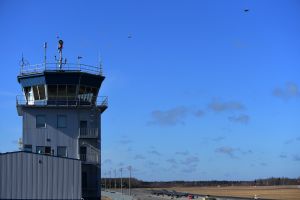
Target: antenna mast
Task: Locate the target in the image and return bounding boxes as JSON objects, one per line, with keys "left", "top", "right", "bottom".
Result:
{"left": 98, "top": 53, "right": 103, "bottom": 75}
{"left": 58, "top": 39, "right": 64, "bottom": 69}
{"left": 44, "top": 42, "right": 47, "bottom": 69}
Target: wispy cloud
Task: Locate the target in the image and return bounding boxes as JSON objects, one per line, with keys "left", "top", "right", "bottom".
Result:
{"left": 284, "top": 136, "right": 300, "bottom": 144}
{"left": 146, "top": 161, "right": 159, "bottom": 167}
{"left": 166, "top": 158, "right": 177, "bottom": 164}
{"left": 260, "top": 162, "right": 268, "bottom": 166}
{"left": 279, "top": 154, "right": 287, "bottom": 159}
{"left": 181, "top": 156, "right": 200, "bottom": 165}
{"left": 134, "top": 154, "right": 145, "bottom": 160}
{"left": 215, "top": 146, "right": 253, "bottom": 158}
{"left": 273, "top": 82, "right": 299, "bottom": 100}
{"left": 118, "top": 135, "right": 133, "bottom": 144}
{"left": 193, "top": 110, "right": 205, "bottom": 118}
{"left": 175, "top": 151, "right": 189, "bottom": 156}
{"left": 148, "top": 150, "right": 161, "bottom": 156}
{"left": 228, "top": 114, "right": 250, "bottom": 124}
{"left": 293, "top": 155, "right": 300, "bottom": 161}
{"left": 148, "top": 106, "right": 205, "bottom": 126}
{"left": 212, "top": 136, "right": 226, "bottom": 142}
{"left": 148, "top": 106, "right": 188, "bottom": 126}
{"left": 208, "top": 100, "right": 245, "bottom": 112}
{"left": 215, "top": 146, "right": 237, "bottom": 158}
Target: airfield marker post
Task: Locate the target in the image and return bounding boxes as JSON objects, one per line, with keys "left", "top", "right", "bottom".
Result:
{"left": 120, "top": 168, "right": 123, "bottom": 195}
{"left": 114, "top": 169, "right": 117, "bottom": 190}
{"left": 128, "top": 166, "right": 132, "bottom": 196}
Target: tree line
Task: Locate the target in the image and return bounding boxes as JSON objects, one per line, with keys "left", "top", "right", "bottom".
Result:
{"left": 101, "top": 177, "right": 300, "bottom": 188}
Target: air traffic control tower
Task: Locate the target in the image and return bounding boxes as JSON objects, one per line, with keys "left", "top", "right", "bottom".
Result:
{"left": 16, "top": 40, "right": 107, "bottom": 199}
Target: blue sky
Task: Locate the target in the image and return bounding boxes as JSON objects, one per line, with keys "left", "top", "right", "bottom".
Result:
{"left": 0, "top": 0, "right": 299, "bottom": 181}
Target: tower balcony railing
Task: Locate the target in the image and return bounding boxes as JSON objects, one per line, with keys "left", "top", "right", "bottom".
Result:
{"left": 20, "top": 62, "right": 103, "bottom": 76}
{"left": 80, "top": 153, "right": 99, "bottom": 164}
{"left": 79, "top": 128, "right": 99, "bottom": 138}
{"left": 16, "top": 95, "right": 108, "bottom": 108}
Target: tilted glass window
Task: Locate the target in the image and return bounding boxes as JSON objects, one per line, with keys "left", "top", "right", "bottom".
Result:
{"left": 57, "top": 115, "right": 67, "bottom": 128}
{"left": 36, "top": 115, "right": 46, "bottom": 128}
{"left": 33, "top": 86, "right": 39, "bottom": 100}
{"left": 37, "top": 85, "right": 46, "bottom": 100}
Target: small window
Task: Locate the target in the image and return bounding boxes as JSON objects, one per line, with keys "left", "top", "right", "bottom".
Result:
{"left": 57, "top": 146, "right": 67, "bottom": 157}
{"left": 23, "top": 144, "right": 32, "bottom": 152}
{"left": 36, "top": 146, "right": 45, "bottom": 154}
{"left": 36, "top": 146, "right": 51, "bottom": 154}
{"left": 57, "top": 115, "right": 67, "bottom": 128}
{"left": 45, "top": 147, "right": 51, "bottom": 155}
{"left": 36, "top": 115, "right": 46, "bottom": 128}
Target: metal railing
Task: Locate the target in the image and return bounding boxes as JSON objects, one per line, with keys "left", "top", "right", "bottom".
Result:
{"left": 79, "top": 128, "right": 99, "bottom": 138}
{"left": 20, "top": 62, "right": 102, "bottom": 76}
{"left": 80, "top": 153, "right": 99, "bottom": 164}
{"left": 16, "top": 95, "right": 108, "bottom": 107}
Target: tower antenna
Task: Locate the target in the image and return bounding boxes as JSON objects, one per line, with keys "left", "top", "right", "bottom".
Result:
{"left": 57, "top": 39, "right": 64, "bottom": 69}
{"left": 98, "top": 53, "right": 103, "bottom": 75}
{"left": 44, "top": 42, "right": 47, "bottom": 69}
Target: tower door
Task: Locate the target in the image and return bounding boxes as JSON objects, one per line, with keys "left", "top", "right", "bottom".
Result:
{"left": 80, "top": 120, "right": 88, "bottom": 136}
{"left": 80, "top": 146, "right": 87, "bottom": 161}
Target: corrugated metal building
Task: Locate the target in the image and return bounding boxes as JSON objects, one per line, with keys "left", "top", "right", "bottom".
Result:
{"left": 0, "top": 151, "right": 81, "bottom": 199}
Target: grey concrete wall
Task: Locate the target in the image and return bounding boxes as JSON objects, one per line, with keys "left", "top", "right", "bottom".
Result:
{"left": 0, "top": 151, "right": 81, "bottom": 199}
{"left": 21, "top": 107, "right": 100, "bottom": 159}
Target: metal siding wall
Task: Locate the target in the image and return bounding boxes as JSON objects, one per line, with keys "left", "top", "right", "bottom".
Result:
{"left": 6, "top": 155, "right": 11, "bottom": 198}
{"left": 0, "top": 152, "right": 81, "bottom": 199}
{"left": 0, "top": 156, "right": 3, "bottom": 199}
{"left": 16, "top": 153, "right": 22, "bottom": 199}
{"left": 52, "top": 156, "right": 58, "bottom": 199}
{"left": 23, "top": 108, "right": 80, "bottom": 159}
{"left": 46, "top": 156, "right": 52, "bottom": 199}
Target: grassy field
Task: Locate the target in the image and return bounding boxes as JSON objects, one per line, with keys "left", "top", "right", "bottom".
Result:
{"left": 166, "top": 185, "right": 300, "bottom": 200}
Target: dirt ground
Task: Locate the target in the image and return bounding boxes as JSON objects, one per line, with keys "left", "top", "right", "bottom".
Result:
{"left": 165, "top": 185, "right": 300, "bottom": 200}
{"left": 101, "top": 197, "right": 112, "bottom": 200}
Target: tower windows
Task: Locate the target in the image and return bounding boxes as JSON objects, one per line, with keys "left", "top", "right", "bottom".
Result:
{"left": 67, "top": 85, "right": 76, "bottom": 99}
{"left": 47, "top": 85, "right": 57, "bottom": 100}
{"left": 36, "top": 115, "right": 46, "bottom": 128}
{"left": 28, "top": 85, "right": 46, "bottom": 101}
{"left": 57, "top": 85, "right": 67, "bottom": 99}
{"left": 57, "top": 115, "right": 67, "bottom": 128}
{"left": 37, "top": 85, "right": 46, "bottom": 99}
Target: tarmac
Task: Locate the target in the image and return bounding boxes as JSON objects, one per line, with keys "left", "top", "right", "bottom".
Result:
{"left": 101, "top": 189, "right": 263, "bottom": 200}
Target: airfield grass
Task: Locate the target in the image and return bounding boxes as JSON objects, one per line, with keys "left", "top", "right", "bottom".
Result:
{"left": 163, "top": 185, "right": 300, "bottom": 200}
